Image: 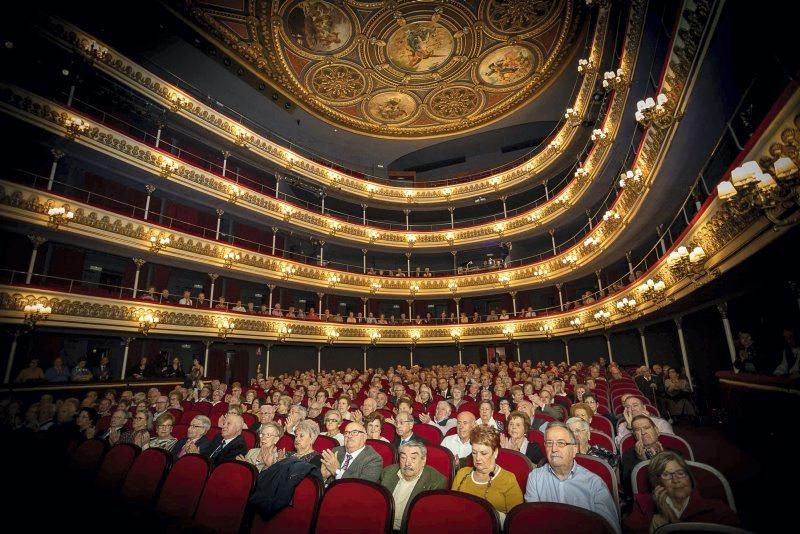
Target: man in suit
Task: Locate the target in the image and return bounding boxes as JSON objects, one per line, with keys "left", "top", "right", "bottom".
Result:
{"left": 97, "top": 410, "right": 128, "bottom": 443}
{"left": 204, "top": 413, "right": 248, "bottom": 465}
{"left": 418, "top": 400, "right": 456, "bottom": 434}
{"left": 92, "top": 355, "right": 112, "bottom": 382}
{"left": 171, "top": 415, "right": 213, "bottom": 458}
{"left": 393, "top": 413, "right": 428, "bottom": 448}
{"left": 380, "top": 440, "right": 447, "bottom": 531}
{"left": 320, "top": 422, "right": 383, "bottom": 483}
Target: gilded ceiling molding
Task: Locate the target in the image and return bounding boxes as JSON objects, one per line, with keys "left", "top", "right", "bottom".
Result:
{"left": 41, "top": 4, "right": 620, "bottom": 206}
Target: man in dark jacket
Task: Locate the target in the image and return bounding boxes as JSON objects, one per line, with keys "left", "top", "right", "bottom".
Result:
{"left": 171, "top": 415, "right": 213, "bottom": 458}
{"left": 204, "top": 413, "right": 248, "bottom": 465}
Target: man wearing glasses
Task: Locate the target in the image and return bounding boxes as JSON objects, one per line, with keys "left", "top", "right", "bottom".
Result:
{"left": 320, "top": 422, "right": 383, "bottom": 483}
{"left": 392, "top": 414, "right": 428, "bottom": 449}
{"left": 171, "top": 415, "right": 212, "bottom": 458}
{"left": 524, "top": 422, "right": 620, "bottom": 534}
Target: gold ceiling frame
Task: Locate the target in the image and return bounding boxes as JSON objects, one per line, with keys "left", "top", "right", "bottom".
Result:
{"left": 0, "top": 80, "right": 636, "bottom": 251}
{"left": 43, "top": 6, "right": 617, "bottom": 206}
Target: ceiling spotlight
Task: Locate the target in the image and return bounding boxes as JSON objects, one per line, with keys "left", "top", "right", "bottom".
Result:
{"left": 258, "top": 83, "right": 265, "bottom": 91}
{"left": 377, "top": 164, "right": 384, "bottom": 168}
{"left": 223, "top": 57, "right": 231, "bottom": 66}
{"left": 236, "top": 68, "right": 244, "bottom": 76}
{"left": 61, "top": 68, "right": 70, "bottom": 76}
{"left": 272, "top": 92, "right": 279, "bottom": 101}
{"left": 284, "top": 102, "right": 292, "bottom": 110}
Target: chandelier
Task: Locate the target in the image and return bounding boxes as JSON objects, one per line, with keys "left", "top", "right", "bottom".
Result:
{"left": 593, "top": 309, "right": 612, "bottom": 327}
{"left": 369, "top": 330, "right": 381, "bottom": 345}
{"left": 24, "top": 303, "right": 52, "bottom": 329}
{"left": 326, "top": 329, "right": 340, "bottom": 345}
{"left": 616, "top": 297, "right": 638, "bottom": 315}
{"left": 276, "top": 323, "right": 292, "bottom": 342}
{"left": 149, "top": 233, "right": 171, "bottom": 253}
{"left": 717, "top": 158, "right": 799, "bottom": 227}
{"left": 602, "top": 69, "right": 628, "bottom": 91}
{"left": 217, "top": 318, "right": 235, "bottom": 339}
{"left": 564, "top": 107, "right": 582, "bottom": 126}
{"left": 619, "top": 168, "right": 644, "bottom": 190}
{"left": 667, "top": 245, "right": 707, "bottom": 279}
{"left": 138, "top": 312, "right": 159, "bottom": 335}
{"left": 638, "top": 278, "right": 667, "bottom": 303}
{"left": 539, "top": 324, "right": 554, "bottom": 338}
{"left": 47, "top": 205, "right": 75, "bottom": 229}
{"left": 635, "top": 94, "right": 676, "bottom": 129}
{"left": 223, "top": 250, "right": 241, "bottom": 268}
{"left": 577, "top": 58, "right": 597, "bottom": 75}
{"left": 569, "top": 317, "right": 587, "bottom": 334}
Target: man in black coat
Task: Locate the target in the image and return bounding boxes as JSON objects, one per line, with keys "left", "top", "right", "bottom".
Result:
{"left": 171, "top": 415, "right": 213, "bottom": 458}
{"left": 204, "top": 413, "right": 248, "bottom": 465}
{"left": 392, "top": 413, "right": 428, "bottom": 448}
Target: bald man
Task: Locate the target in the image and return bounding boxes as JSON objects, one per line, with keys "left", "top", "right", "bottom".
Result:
{"left": 205, "top": 413, "right": 248, "bottom": 465}
{"left": 321, "top": 422, "right": 383, "bottom": 483}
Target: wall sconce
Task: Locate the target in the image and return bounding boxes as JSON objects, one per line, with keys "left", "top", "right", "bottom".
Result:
{"left": 223, "top": 250, "right": 241, "bottom": 268}
{"left": 64, "top": 116, "right": 90, "bottom": 140}
{"left": 366, "top": 183, "right": 378, "bottom": 197}
{"left": 227, "top": 184, "right": 244, "bottom": 204}
{"left": 450, "top": 329, "right": 462, "bottom": 343}
{"left": 327, "top": 273, "right": 341, "bottom": 288}
{"left": 167, "top": 91, "right": 187, "bottom": 113}
{"left": 326, "top": 329, "right": 340, "bottom": 344}
{"left": 404, "top": 190, "right": 416, "bottom": 202}
{"left": 148, "top": 233, "right": 171, "bottom": 253}
{"left": 217, "top": 317, "right": 235, "bottom": 339}
{"left": 329, "top": 172, "right": 343, "bottom": 189}
{"left": 591, "top": 128, "right": 611, "bottom": 145}
{"left": 564, "top": 107, "right": 582, "bottom": 126}
{"left": 619, "top": 168, "right": 644, "bottom": 189}
{"left": 369, "top": 330, "right": 381, "bottom": 345}
{"left": 409, "top": 330, "right": 421, "bottom": 347}
{"left": 159, "top": 157, "right": 178, "bottom": 178}
{"left": 569, "top": 317, "right": 587, "bottom": 334}
{"left": 327, "top": 218, "right": 342, "bottom": 235}
{"left": 593, "top": 309, "right": 611, "bottom": 327}
{"left": 574, "top": 166, "right": 590, "bottom": 182}
{"left": 583, "top": 236, "right": 600, "bottom": 248}
{"left": 616, "top": 297, "right": 638, "bottom": 315}
{"left": 667, "top": 245, "right": 707, "bottom": 279}
{"left": 47, "top": 205, "right": 75, "bottom": 229}
{"left": 526, "top": 212, "right": 541, "bottom": 224}
{"left": 284, "top": 151, "right": 296, "bottom": 167}
{"left": 370, "top": 281, "right": 382, "bottom": 294}
{"left": 489, "top": 177, "right": 501, "bottom": 190}
{"left": 493, "top": 223, "right": 505, "bottom": 237}
{"left": 498, "top": 273, "right": 511, "bottom": 288}
{"left": 441, "top": 187, "right": 453, "bottom": 199}
{"left": 548, "top": 138, "right": 562, "bottom": 151}
{"left": 406, "top": 234, "right": 417, "bottom": 247}
{"left": 276, "top": 323, "right": 292, "bottom": 342}
{"left": 602, "top": 68, "right": 628, "bottom": 91}
{"left": 280, "top": 204, "right": 295, "bottom": 220}
{"left": 368, "top": 229, "right": 381, "bottom": 243}
{"left": 23, "top": 303, "right": 52, "bottom": 329}
{"left": 635, "top": 94, "right": 675, "bottom": 128}
{"left": 638, "top": 278, "right": 667, "bottom": 303}
{"left": 717, "top": 158, "right": 800, "bottom": 227}
{"left": 539, "top": 323, "right": 554, "bottom": 338}
{"left": 409, "top": 284, "right": 419, "bottom": 296}
{"left": 280, "top": 263, "right": 297, "bottom": 280}
{"left": 502, "top": 325, "right": 515, "bottom": 341}
{"left": 561, "top": 252, "right": 578, "bottom": 267}
{"left": 233, "top": 126, "right": 250, "bottom": 148}
{"left": 602, "top": 209, "right": 621, "bottom": 228}
{"left": 445, "top": 231, "right": 455, "bottom": 245}
{"left": 448, "top": 280, "right": 459, "bottom": 294}
{"left": 138, "top": 311, "right": 159, "bottom": 335}
{"left": 83, "top": 39, "right": 109, "bottom": 62}
{"left": 577, "top": 57, "right": 597, "bottom": 75}
{"left": 532, "top": 265, "right": 548, "bottom": 277}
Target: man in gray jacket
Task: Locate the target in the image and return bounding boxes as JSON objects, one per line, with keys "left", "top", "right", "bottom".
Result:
{"left": 380, "top": 440, "right": 447, "bottom": 531}
{"left": 321, "top": 422, "right": 383, "bottom": 483}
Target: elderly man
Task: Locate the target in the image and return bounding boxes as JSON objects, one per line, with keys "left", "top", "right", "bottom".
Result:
{"left": 380, "top": 441, "right": 447, "bottom": 531}
{"left": 321, "top": 422, "right": 383, "bottom": 483}
{"left": 172, "top": 415, "right": 212, "bottom": 458}
{"left": 419, "top": 400, "right": 456, "bottom": 433}
{"left": 96, "top": 409, "right": 128, "bottom": 441}
{"left": 376, "top": 391, "right": 389, "bottom": 409}
{"left": 616, "top": 395, "right": 674, "bottom": 444}
{"left": 440, "top": 411, "right": 476, "bottom": 464}
{"left": 525, "top": 422, "right": 620, "bottom": 534}
{"left": 393, "top": 412, "right": 427, "bottom": 448}
{"left": 251, "top": 404, "right": 276, "bottom": 434}
{"left": 153, "top": 396, "right": 169, "bottom": 420}
{"left": 284, "top": 404, "right": 307, "bottom": 434}
{"left": 205, "top": 413, "right": 248, "bottom": 465}
{"left": 532, "top": 389, "right": 567, "bottom": 421}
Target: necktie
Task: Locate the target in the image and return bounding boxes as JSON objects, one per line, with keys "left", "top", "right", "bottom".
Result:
{"left": 210, "top": 440, "right": 226, "bottom": 458}
{"left": 341, "top": 453, "right": 353, "bottom": 471}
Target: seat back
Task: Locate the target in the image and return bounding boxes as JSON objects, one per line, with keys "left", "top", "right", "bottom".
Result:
{"left": 172, "top": 423, "right": 188, "bottom": 440}
{"left": 653, "top": 523, "right": 753, "bottom": 533}
{"left": 527, "top": 429, "right": 546, "bottom": 454}
{"left": 405, "top": 490, "right": 499, "bottom": 534}
{"left": 194, "top": 460, "right": 257, "bottom": 534}
{"left": 658, "top": 434, "right": 695, "bottom": 460}
{"left": 589, "top": 416, "right": 614, "bottom": 437}
{"left": 243, "top": 429, "right": 258, "bottom": 450}
{"left": 206, "top": 426, "right": 221, "bottom": 441}
{"left": 194, "top": 402, "right": 212, "bottom": 416}
{"left": 155, "top": 453, "right": 209, "bottom": 519}
{"left": 380, "top": 422, "right": 397, "bottom": 442}
{"left": 574, "top": 455, "right": 619, "bottom": 512}
{"left": 68, "top": 438, "right": 107, "bottom": 475}
{"left": 424, "top": 444, "right": 455, "bottom": 486}
{"left": 631, "top": 461, "right": 736, "bottom": 511}
{"left": 504, "top": 502, "right": 616, "bottom": 534}
{"left": 412, "top": 423, "right": 442, "bottom": 444}
{"left": 242, "top": 412, "right": 257, "bottom": 428}
{"left": 457, "top": 402, "right": 480, "bottom": 418}
{"left": 94, "top": 443, "right": 139, "bottom": 494}
{"left": 496, "top": 449, "right": 534, "bottom": 494}
{"left": 277, "top": 434, "right": 296, "bottom": 452}
{"left": 367, "top": 439, "right": 397, "bottom": 467}
{"left": 120, "top": 447, "right": 171, "bottom": 510}
{"left": 251, "top": 475, "right": 323, "bottom": 534}
{"left": 314, "top": 479, "right": 393, "bottom": 534}
{"left": 445, "top": 426, "right": 458, "bottom": 437}
{"left": 588, "top": 430, "right": 616, "bottom": 453}
{"left": 180, "top": 410, "right": 202, "bottom": 424}
{"left": 313, "top": 434, "right": 340, "bottom": 454}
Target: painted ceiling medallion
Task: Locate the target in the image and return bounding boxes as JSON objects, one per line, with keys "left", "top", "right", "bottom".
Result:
{"left": 181, "top": 0, "right": 583, "bottom": 138}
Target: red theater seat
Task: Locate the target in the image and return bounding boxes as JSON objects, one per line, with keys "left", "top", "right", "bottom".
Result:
{"left": 504, "top": 502, "right": 617, "bottom": 534}
{"left": 405, "top": 490, "right": 499, "bottom": 534}
{"left": 194, "top": 461, "right": 257, "bottom": 534}
{"left": 314, "top": 479, "right": 393, "bottom": 534}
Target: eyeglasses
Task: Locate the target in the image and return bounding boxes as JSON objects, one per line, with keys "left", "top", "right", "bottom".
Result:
{"left": 261, "top": 433, "right": 279, "bottom": 439}
{"left": 660, "top": 469, "right": 688, "bottom": 481}
{"left": 189, "top": 424, "right": 205, "bottom": 429}
{"left": 343, "top": 430, "right": 366, "bottom": 436}
{"left": 544, "top": 440, "right": 575, "bottom": 449}
{"left": 158, "top": 424, "right": 173, "bottom": 429}
{"left": 324, "top": 418, "right": 341, "bottom": 423}
{"left": 397, "top": 420, "right": 412, "bottom": 425}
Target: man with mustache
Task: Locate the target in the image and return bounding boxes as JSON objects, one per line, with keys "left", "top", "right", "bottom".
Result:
{"left": 380, "top": 440, "right": 447, "bottom": 531}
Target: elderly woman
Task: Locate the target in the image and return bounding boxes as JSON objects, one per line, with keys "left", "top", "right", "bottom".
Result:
{"left": 144, "top": 413, "right": 178, "bottom": 451}
{"left": 621, "top": 415, "right": 665, "bottom": 496}
{"left": 453, "top": 426, "right": 524, "bottom": 523}
{"left": 322, "top": 409, "right": 345, "bottom": 445}
{"left": 416, "top": 386, "right": 434, "bottom": 411}
{"left": 499, "top": 410, "right": 544, "bottom": 464}
{"left": 365, "top": 413, "right": 389, "bottom": 442}
{"left": 625, "top": 451, "right": 739, "bottom": 534}
{"left": 287, "top": 419, "right": 323, "bottom": 471}
{"left": 477, "top": 400, "right": 504, "bottom": 432}
{"left": 238, "top": 421, "right": 285, "bottom": 472}
{"left": 168, "top": 391, "right": 184, "bottom": 412}
{"left": 336, "top": 396, "right": 353, "bottom": 421}
{"left": 583, "top": 393, "right": 617, "bottom": 427}
{"left": 115, "top": 410, "right": 152, "bottom": 448}
{"left": 663, "top": 369, "right": 698, "bottom": 420}
{"left": 450, "top": 385, "right": 467, "bottom": 410}
{"left": 565, "top": 416, "right": 617, "bottom": 467}
{"left": 75, "top": 407, "right": 99, "bottom": 439}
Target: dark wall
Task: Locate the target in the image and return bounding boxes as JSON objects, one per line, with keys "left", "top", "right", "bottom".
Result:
{"left": 270, "top": 345, "right": 317, "bottom": 375}
{"left": 569, "top": 335, "right": 608, "bottom": 364}
{"left": 643, "top": 322, "right": 681, "bottom": 368}
{"left": 611, "top": 330, "right": 644, "bottom": 366}
{"left": 522, "top": 340, "right": 565, "bottom": 363}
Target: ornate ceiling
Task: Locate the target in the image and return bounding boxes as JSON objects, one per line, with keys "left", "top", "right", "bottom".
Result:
{"left": 177, "top": 0, "right": 585, "bottom": 138}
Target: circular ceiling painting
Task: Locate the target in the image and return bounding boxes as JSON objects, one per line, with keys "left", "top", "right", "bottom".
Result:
{"left": 181, "top": 0, "right": 584, "bottom": 138}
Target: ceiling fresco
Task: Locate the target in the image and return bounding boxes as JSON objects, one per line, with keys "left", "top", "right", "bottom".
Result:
{"left": 176, "top": 0, "right": 585, "bottom": 138}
